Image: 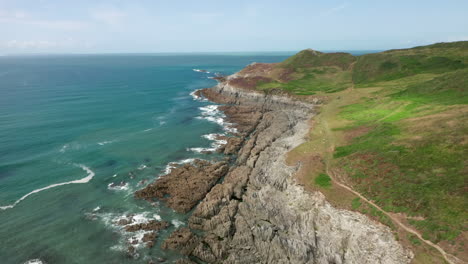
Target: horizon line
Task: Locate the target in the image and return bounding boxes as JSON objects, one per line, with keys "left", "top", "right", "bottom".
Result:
{"left": 1, "top": 49, "right": 384, "bottom": 57}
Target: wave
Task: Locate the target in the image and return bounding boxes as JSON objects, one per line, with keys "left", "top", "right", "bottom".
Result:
{"left": 59, "top": 144, "right": 68, "bottom": 153}
{"left": 24, "top": 260, "right": 44, "bottom": 264}
{"left": 193, "top": 69, "right": 210, "bottom": 74}
{"left": 196, "top": 105, "right": 237, "bottom": 133}
{"left": 91, "top": 211, "right": 164, "bottom": 252}
{"left": 172, "top": 219, "right": 185, "bottom": 228}
{"left": 0, "top": 164, "right": 95, "bottom": 211}
{"left": 98, "top": 140, "right": 115, "bottom": 146}
{"left": 190, "top": 89, "right": 208, "bottom": 102}
{"left": 161, "top": 158, "right": 196, "bottom": 175}
{"left": 107, "top": 182, "right": 130, "bottom": 191}
{"left": 187, "top": 133, "right": 227, "bottom": 153}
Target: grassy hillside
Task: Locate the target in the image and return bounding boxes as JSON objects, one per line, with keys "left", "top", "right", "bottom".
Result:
{"left": 244, "top": 41, "right": 468, "bottom": 263}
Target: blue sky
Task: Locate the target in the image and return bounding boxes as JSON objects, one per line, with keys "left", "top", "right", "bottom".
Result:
{"left": 1, "top": 0, "right": 467, "bottom": 54}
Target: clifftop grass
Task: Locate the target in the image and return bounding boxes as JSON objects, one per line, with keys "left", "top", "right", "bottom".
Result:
{"left": 271, "top": 41, "right": 468, "bottom": 262}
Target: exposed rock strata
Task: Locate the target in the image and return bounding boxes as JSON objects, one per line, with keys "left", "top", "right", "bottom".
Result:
{"left": 135, "top": 160, "right": 228, "bottom": 213}
{"left": 141, "top": 77, "right": 413, "bottom": 263}
{"left": 185, "top": 81, "right": 412, "bottom": 263}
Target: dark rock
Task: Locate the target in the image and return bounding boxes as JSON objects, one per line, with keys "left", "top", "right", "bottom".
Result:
{"left": 135, "top": 160, "right": 229, "bottom": 213}
{"left": 124, "top": 220, "right": 169, "bottom": 232}
{"left": 142, "top": 232, "right": 158, "bottom": 248}
{"left": 161, "top": 228, "right": 199, "bottom": 255}
{"left": 117, "top": 219, "right": 131, "bottom": 226}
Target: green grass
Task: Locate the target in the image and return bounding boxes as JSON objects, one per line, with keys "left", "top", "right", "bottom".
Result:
{"left": 392, "top": 68, "right": 468, "bottom": 105}
{"left": 352, "top": 42, "right": 468, "bottom": 84}
{"left": 408, "top": 234, "right": 422, "bottom": 246}
{"left": 250, "top": 42, "right": 468, "bottom": 246}
{"left": 257, "top": 66, "right": 352, "bottom": 95}
{"left": 334, "top": 109, "right": 467, "bottom": 243}
{"left": 281, "top": 50, "right": 356, "bottom": 70}
{"left": 334, "top": 85, "right": 467, "bottom": 244}
{"left": 315, "top": 173, "right": 332, "bottom": 188}
{"left": 351, "top": 198, "right": 362, "bottom": 210}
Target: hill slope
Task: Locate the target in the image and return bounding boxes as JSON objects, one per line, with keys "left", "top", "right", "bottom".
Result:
{"left": 231, "top": 41, "right": 468, "bottom": 264}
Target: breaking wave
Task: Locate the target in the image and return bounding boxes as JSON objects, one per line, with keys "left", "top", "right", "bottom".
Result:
{"left": 0, "top": 164, "right": 95, "bottom": 211}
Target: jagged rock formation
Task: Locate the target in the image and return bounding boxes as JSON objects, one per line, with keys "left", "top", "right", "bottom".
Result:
{"left": 176, "top": 80, "right": 413, "bottom": 264}
{"left": 139, "top": 75, "right": 413, "bottom": 263}
{"left": 135, "top": 160, "right": 228, "bottom": 213}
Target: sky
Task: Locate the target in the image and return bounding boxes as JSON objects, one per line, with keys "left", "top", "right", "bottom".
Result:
{"left": 1, "top": 0, "right": 467, "bottom": 54}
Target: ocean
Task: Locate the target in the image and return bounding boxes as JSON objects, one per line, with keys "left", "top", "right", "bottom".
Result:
{"left": 0, "top": 51, "right": 372, "bottom": 264}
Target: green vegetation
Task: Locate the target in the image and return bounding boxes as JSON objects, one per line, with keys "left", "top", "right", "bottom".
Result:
{"left": 408, "top": 234, "right": 422, "bottom": 246}
{"left": 254, "top": 49, "right": 356, "bottom": 95}
{"left": 352, "top": 42, "right": 468, "bottom": 84}
{"left": 392, "top": 68, "right": 468, "bottom": 105}
{"left": 281, "top": 49, "right": 356, "bottom": 70}
{"left": 315, "top": 173, "right": 332, "bottom": 188}
{"left": 257, "top": 67, "right": 352, "bottom": 94}
{"left": 353, "top": 54, "right": 466, "bottom": 84}
{"left": 351, "top": 197, "right": 362, "bottom": 210}
{"left": 267, "top": 41, "right": 468, "bottom": 258}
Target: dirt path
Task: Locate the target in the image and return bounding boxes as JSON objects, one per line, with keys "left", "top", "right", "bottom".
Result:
{"left": 321, "top": 117, "right": 462, "bottom": 264}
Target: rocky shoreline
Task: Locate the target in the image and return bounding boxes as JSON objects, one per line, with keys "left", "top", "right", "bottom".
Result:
{"left": 136, "top": 75, "right": 413, "bottom": 263}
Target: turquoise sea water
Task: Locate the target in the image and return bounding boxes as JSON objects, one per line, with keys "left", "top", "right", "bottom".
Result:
{"left": 0, "top": 51, "right": 372, "bottom": 264}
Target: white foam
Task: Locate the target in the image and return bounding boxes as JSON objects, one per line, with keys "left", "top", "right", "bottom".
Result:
{"left": 96, "top": 211, "right": 166, "bottom": 252}
{"left": 143, "top": 128, "right": 153, "bottom": 132}
{"left": 0, "top": 164, "right": 95, "bottom": 211}
{"left": 98, "top": 140, "right": 116, "bottom": 146}
{"left": 93, "top": 206, "right": 101, "bottom": 212}
{"left": 187, "top": 147, "right": 216, "bottom": 153}
{"left": 138, "top": 164, "right": 147, "bottom": 170}
{"left": 187, "top": 134, "right": 227, "bottom": 153}
{"left": 190, "top": 90, "right": 208, "bottom": 102}
{"left": 196, "top": 105, "right": 238, "bottom": 133}
{"left": 162, "top": 158, "right": 196, "bottom": 175}
{"left": 153, "top": 214, "right": 162, "bottom": 221}
{"left": 59, "top": 144, "right": 68, "bottom": 153}
{"left": 193, "top": 69, "right": 210, "bottom": 73}
{"left": 24, "top": 260, "right": 44, "bottom": 264}
{"left": 107, "top": 182, "right": 129, "bottom": 191}
{"left": 202, "top": 133, "right": 222, "bottom": 141}
{"left": 172, "top": 219, "right": 185, "bottom": 228}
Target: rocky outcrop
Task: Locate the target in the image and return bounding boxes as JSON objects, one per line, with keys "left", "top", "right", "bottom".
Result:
{"left": 124, "top": 220, "right": 169, "bottom": 232}
{"left": 139, "top": 72, "right": 413, "bottom": 263}
{"left": 172, "top": 80, "right": 413, "bottom": 263}
{"left": 135, "top": 160, "right": 229, "bottom": 213}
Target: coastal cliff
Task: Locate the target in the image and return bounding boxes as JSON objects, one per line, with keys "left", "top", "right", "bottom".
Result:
{"left": 138, "top": 75, "right": 413, "bottom": 263}
{"left": 137, "top": 42, "right": 468, "bottom": 263}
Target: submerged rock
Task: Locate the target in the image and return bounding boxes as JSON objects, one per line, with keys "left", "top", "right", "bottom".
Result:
{"left": 124, "top": 220, "right": 169, "bottom": 232}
